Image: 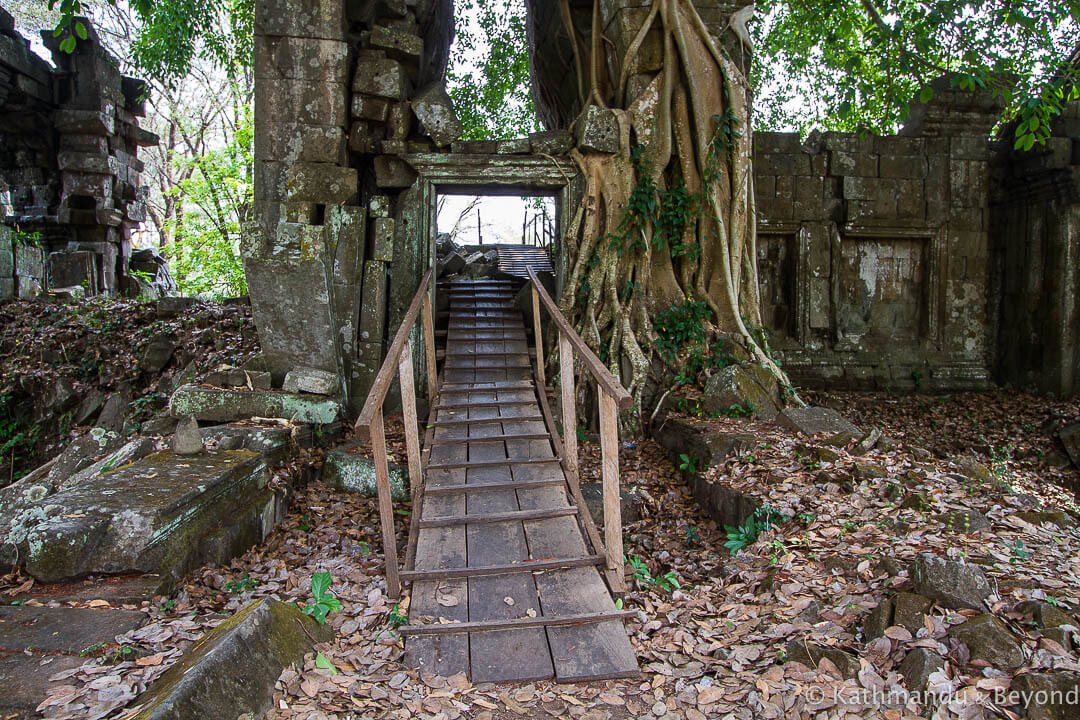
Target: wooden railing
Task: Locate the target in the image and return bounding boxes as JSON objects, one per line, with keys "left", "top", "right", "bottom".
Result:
{"left": 527, "top": 268, "right": 634, "bottom": 591}
{"left": 354, "top": 269, "right": 436, "bottom": 601}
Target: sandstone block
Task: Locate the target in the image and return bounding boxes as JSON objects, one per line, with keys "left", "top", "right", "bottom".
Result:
{"left": 410, "top": 82, "right": 461, "bottom": 147}
{"left": 352, "top": 57, "right": 408, "bottom": 99}
{"left": 284, "top": 163, "right": 357, "bottom": 204}
{"left": 575, "top": 105, "right": 618, "bottom": 153}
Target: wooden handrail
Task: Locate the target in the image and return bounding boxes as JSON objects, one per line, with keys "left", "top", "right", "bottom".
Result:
{"left": 526, "top": 268, "right": 633, "bottom": 410}
{"left": 527, "top": 267, "right": 632, "bottom": 593}
{"left": 354, "top": 268, "right": 434, "bottom": 440}
{"left": 353, "top": 267, "right": 436, "bottom": 601}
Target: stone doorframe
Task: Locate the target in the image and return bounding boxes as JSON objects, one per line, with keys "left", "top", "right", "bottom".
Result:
{"left": 401, "top": 152, "right": 579, "bottom": 289}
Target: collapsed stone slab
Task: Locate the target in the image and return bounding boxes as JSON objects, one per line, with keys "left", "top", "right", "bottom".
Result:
{"left": 0, "top": 448, "right": 281, "bottom": 583}
{"left": 128, "top": 599, "right": 331, "bottom": 720}
{"left": 776, "top": 407, "right": 862, "bottom": 436}
{"left": 321, "top": 445, "right": 408, "bottom": 500}
{"left": 169, "top": 384, "right": 342, "bottom": 424}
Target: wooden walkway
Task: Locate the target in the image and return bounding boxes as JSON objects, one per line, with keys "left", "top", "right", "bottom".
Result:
{"left": 403, "top": 279, "right": 638, "bottom": 684}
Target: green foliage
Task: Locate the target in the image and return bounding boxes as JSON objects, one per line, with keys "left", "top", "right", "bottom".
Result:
{"left": 388, "top": 603, "right": 408, "bottom": 629}
{"left": 9, "top": 228, "right": 42, "bottom": 247}
{"left": 724, "top": 505, "right": 788, "bottom": 554}
{"left": 726, "top": 402, "right": 755, "bottom": 418}
{"left": 165, "top": 100, "right": 252, "bottom": 299}
{"left": 628, "top": 556, "right": 680, "bottom": 593}
{"left": 678, "top": 453, "right": 698, "bottom": 476}
{"left": 653, "top": 301, "right": 712, "bottom": 361}
{"left": 1009, "top": 539, "right": 1031, "bottom": 564}
{"left": 315, "top": 651, "right": 338, "bottom": 675}
{"left": 223, "top": 576, "right": 258, "bottom": 593}
{"left": 48, "top": 0, "right": 253, "bottom": 84}
{"left": 446, "top": 0, "right": 537, "bottom": 140}
{"left": 297, "top": 571, "right": 342, "bottom": 625}
{"left": 752, "top": 0, "right": 1079, "bottom": 149}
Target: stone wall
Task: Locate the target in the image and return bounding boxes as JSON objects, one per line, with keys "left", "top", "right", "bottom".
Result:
{"left": 752, "top": 76, "right": 1007, "bottom": 392}
{"left": 989, "top": 102, "right": 1080, "bottom": 398}
{"left": 0, "top": 9, "right": 156, "bottom": 299}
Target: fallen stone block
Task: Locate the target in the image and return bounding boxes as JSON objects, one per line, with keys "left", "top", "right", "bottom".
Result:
{"left": 950, "top": 614, "right": 1024, "bottom": 668}
{"left": 1061, "top": 423, "right": 1080, "bottom": 468}
{"left": 701, "top": 364, "right": 781, "bottom": 420}
{"left": 653, "top": 416, "right": 755, "bottom": 470}
{"left": 205, "top": 367, "right": 273, "bottom": 390}
{"left": 129, "top": 599, "right": 331, "bottom": 720}
{"left": 172, "top": 416, "right": 204, "bottom": 455}
{"left": 575, "top": 106, "right": 619, "bottom": 153}
{"left": 169, "top": 384, "right": 342, "bottom": 424}
{"left": 156, "top": 296, "right": 197, "bottom": 318}
{"left": 777, "top": 406, "right": 861, "bottom": 436}
{"left": 898, "top": 647, "right": 946, "bottom": 691}
{"left": 321, "top": 446, "right": 408, "bottom": 500}
{"left": 283, "top": 367, "right": 339, "bottom": 395}
{"left": 370, "top": 25, "right": 423, "bottom": 67}
{"left": 580, "top": 482, "right": 643, "bottom": 527}
{"left": 910, "top": 553, "right": 991, "bottom": 610}
{"left": 1011, "top": 672, "right": 1080, "bottom": 720}
{"left": 0, "top": 605, "right": 146, "bottom": 655}
{"left": 438, "top": 250, "right": 466, "bottom": 277}
{"left": 784, "top": 639, "right": 860, "bottom": 679}
{"left": 0, "top": 448, "right": 276, "bottom": 583}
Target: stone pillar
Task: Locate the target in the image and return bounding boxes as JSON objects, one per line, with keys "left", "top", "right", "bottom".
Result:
{"left": 248, "top": 0, "right": 362, "bottom": 395}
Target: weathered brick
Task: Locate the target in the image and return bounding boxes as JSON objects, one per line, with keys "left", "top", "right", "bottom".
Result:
{"left": 254, "top": 36, "right": 348, "bottom": 83}
{"left": 254, "top": 0, "right": 345, "bottom": 40}
{"left": 256, "top": 78, "right": 347, "bottom": 128}
{"left": 285, "top": 163, "right": 357, "bottom": 204}
{"left": 372, "top": 217, "right": 395, "bottom": 261}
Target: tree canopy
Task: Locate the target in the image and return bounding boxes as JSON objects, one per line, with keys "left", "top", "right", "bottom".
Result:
{"left": 46, "top": 0, "right": 1078, "bottom": 147}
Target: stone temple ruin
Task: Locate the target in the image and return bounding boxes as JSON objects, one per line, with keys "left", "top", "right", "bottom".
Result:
{"left": 1, "top": 1, "right": 1076, "bottom": 404}
{"left": 0, "top": 10, "right": 172, "bottom": 301}
{"left": 241, "top": 0, "right": 1080, "bottom": 413}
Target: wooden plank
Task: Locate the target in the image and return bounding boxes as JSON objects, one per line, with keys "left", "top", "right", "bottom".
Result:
{"left": 369, "top": 413, "right": 400, "bottom": 600}
{"left": 398, "top": 343, "right": 423, "bottom": 502}
{"left": 559, "top": 330, "right": 578, "bottom": 476}
{"left": 464, "top": 438, "right": 553, "bottom": 684}
{"left": 441, "top": 381, "right": 534, "bottom": 391}
{"left": 532, "top": 284, "right": 546, "bottom": 388}
{"left": 436, "top": 400, "right": 535, "bottom": 411}
{"left": 424, "top": 477, "right": 566, "bottom": 495}
{"left": 419, "top": 506, "right": 578, "bottom": 528}
{"left": 429, "top": 432, "right": 550, "bottom": 445}
{"left": 431, "top": 415, "right": 545, "bottom": 427}
{"left": 528, "top": 269, "right": 633, "bottom": 409}
{"left": 401, "top": 610, "right": 635, "bottom": 636}
{"left": 400, "top": 555, "right": 605, "bottom": 581}
{"left": 445, "top": 351, "right": 530, "bottom": 358}
{"left": 599, "top": 391, "right": 625, "bottom": 587}
{"left": 406, "top": 397, "right": 469, "bottom": 677}
{"left": 427, "top": 457, "right": 560, "bottom": 470}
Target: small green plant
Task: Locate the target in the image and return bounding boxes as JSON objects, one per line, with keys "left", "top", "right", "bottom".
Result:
{"left": 224, "top": 576, "right": 258, "bottom": 593}
{"left": 296, "top": 571, "right": 342, "bottom": 625}
{"left": 80, "top": 641, "right": 106, "bottom": 657}
{"left": 678, "top": 453, "right": 698, "bottom": 476}
{"left": 724, "top": 505, "right": 788, "bottom": 554}
{"left": 388, "top": 603, "right": 408, "bottom": 629}
{"left": 911, "top": 370, "right": 924, "bottom": 389}
{"left": 298, "top": 515, "right": 313, "bottom": 532}
{"left": 1009, "top": 539, "right": 1031, "bottom": 564}
{"left": 576, "top": 424, "right": 587, "bottom": 444}
{"left": 726, "top": 402, "right": 754, "bottom": 418}
{"left": 161, "top": 598, "right": 177, "bottom": 612}
{"left": 684, "top": 525, "right": 699, "bottom": 546}
{"left": 628, "top": 556, "right": 680, "bottom": 592}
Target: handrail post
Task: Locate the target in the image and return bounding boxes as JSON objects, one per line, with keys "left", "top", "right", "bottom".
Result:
{"left": 398, "top": 341, "right": 422, "bottom": 503}
{"left": 559, "top": 330, "right": 577, "bottom": 475}
{"left": 599, "top": 391, "right": 624, "bottom": 590}
{"left": 421, "top": 291, "right": 438, "bottom": 408}
{"left": 370, "top": 411, "right": 401, "bottom": 600}
{"left": 531, "top": 283, "right": 546, "bottom": 388}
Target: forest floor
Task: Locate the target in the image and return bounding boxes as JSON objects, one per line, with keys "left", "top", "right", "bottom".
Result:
{"left": 24, "top": 385, "right": 1080, "bottom": 720}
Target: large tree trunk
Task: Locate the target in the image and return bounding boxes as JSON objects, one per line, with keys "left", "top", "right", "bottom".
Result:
{"left": 545, "top": 0, "right": 791, "bottom": 417}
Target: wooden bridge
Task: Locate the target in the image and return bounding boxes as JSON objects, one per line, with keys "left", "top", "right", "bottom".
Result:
{"left": 355, "top": 270, "right": 639, "bottom": 684}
